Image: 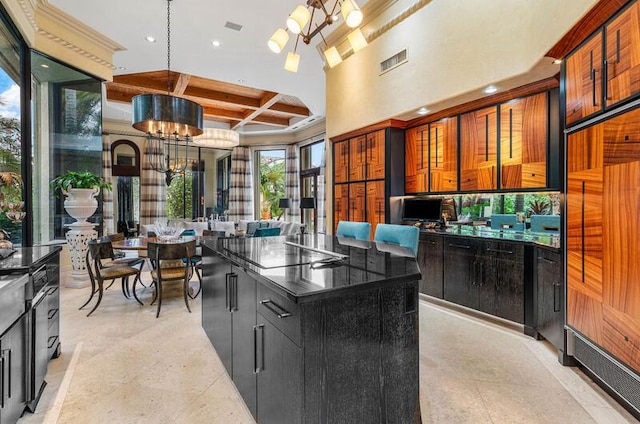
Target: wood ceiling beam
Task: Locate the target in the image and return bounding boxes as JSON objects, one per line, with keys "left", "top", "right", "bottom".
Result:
{"left": 268, "top": 103, "right": 310, "bottom": 117}
{"left": 202, "top": 106, "right": 246, "bottom": 121}
{"left": 110, "top": 75, "right": 169, "bottom": 92}
{"left": 232, "top": 93, "right": 284, "bottom": 130}
{"left": 172, "top": 73, "right": 191, "bottom": 95}
{"left": 183, "top": 86, "right": 262, "bottom": 109}
{"left": 248, "top": 114, "right": 290, "bottom": 127}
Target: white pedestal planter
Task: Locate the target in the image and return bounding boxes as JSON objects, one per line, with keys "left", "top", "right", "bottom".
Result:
{"left": 63, "top": 187, "right": 100, "bottom": 288}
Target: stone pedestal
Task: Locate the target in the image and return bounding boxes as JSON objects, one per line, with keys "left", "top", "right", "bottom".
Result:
{"left": 64, "top": 222, "right": 97, "bottom": 288}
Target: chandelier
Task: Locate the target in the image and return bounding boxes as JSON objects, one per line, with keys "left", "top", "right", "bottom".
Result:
{"left": 268, "top": 0, "right": 366, "bottom": 72}
{"left": 131, "top": 0, "right": 203, "bottom": 186}
{"left": 192, "top": 128, "right": 240, "bottom": 149}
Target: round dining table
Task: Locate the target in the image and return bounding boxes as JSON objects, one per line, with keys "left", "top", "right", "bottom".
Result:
{"left": 111, "top": 236, "right": 201, "bottom": 251}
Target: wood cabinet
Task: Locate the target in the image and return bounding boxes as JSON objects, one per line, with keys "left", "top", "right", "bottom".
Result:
{"left": 604, "top": 1, "right": 640, "bottom": 108}
{"left": 567, "top": 106, "right": 640, "bottom": 374}
{"left": 460, "top": 106, "right": 498, "bottom": 191}
{"left": 443, "top": 237, "right": 525, "bottom": 324}
{"left": 332, "top": 127, "right": 404, "bottom": 237}
{"left": 430, "top": 117, "right": 458, "bottom": 192}
{"left": 417, "top": 233, "right": 444, "bottom": 297}
{"left": 536, "top": 247, "right": 564, "bottom": 351}
{"left": 565, "top": 1, "right": 640, "bottom": 125}
{"left": 404, "top": 125, "right": 428, "bottom": 193}
{"left": 500, "top": 92, "right": 548, "bottom": 189}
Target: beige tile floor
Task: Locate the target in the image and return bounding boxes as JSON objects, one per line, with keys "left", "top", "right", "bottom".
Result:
{"left": 18, "top": 269, "right": 639, "bottom": 424}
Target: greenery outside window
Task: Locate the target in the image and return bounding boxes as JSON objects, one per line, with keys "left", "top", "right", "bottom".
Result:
{"left": 256, "top": 149, "right": 285, "bottom": 220}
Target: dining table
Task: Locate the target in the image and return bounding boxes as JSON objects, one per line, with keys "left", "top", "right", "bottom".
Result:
{"left": 111, "top": 236, "right": 204, "bottom": 251}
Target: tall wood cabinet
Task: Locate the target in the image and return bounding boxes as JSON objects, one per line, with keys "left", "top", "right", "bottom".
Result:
{"left": 405, "top": 125, "right": 428, "bottom": 193}
{"left": 333, "top": 127, "right": 404, "bottom": 238}
{"left": 460, "top": 106, "right": 498, "bottom": 191}
{"left": 565, "top": 0, "right": 640, "bottom": 126}
{"left": 567, "top": 106, "right": 640, "bottom": 375}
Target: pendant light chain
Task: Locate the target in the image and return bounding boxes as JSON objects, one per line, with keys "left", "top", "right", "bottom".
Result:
{"left": 167, "top": 0, "right": 172, "bottom": 95}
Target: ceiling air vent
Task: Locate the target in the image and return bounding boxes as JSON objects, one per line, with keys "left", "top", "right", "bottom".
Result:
{"left": 225, "top": 21, "right": 243, "bottom": 31}
{"left": 380, "top": 49, "right": 407, "bottom": 75}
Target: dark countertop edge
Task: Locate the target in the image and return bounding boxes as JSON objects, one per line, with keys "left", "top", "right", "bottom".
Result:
{"left": 202, "top": 243, "right": 421, "bottom": 304}
{"left": 0, "top": 246, "right": 62, "bottom": 274}
{"left": 419, "top": 228, "right": 560, "bottom": 249}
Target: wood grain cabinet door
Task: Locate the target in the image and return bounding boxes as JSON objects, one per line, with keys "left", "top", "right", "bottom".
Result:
{"left": 604, "top": 1, "right": 640, "bottom": 108}
{"left": 333, "top": 184, "right": 350, "bottom": 233}
{"left": 566, "top": 123, "right": 604, "bottom": 345}
{"left": 333, "top": 141, "right": 349, "bottom": 183}
{"left": 405, "top": 127, "right": 419, "bottom": 193}
{"left": 366, "top": 130, "right": 386, "bottom": 180}
{"left": 565, "top": 31, "right": 603, "bottom": 126}
{"left": 460, "top": 106, "right": 498, "bottom": 191}
{"left": 349, "top": 182, "right": 366, "bottom": 223}
{"left": 366, "top": 180, "right": 385, "bottom": 239}
{"left": 349, "top": 136, "right": 367, "bottom": 182}
{"left": 500, "top": 93, "right": 548, "bottom": 189}
{"left": 430, "top": 116, "right": 458, "bottom": 192}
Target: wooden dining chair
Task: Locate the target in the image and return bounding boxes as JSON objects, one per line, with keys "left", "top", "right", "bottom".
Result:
{"left": 103, "top": 233, "right": 147, "bottom": 291}
{"left": 81, "top": 239, "right": 144, "bottom": 317}
{"left": 146, "top": 240, "right": 196, "bottom": 318}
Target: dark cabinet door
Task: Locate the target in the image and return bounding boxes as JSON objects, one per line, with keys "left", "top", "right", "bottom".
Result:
{"left": 0, "top": 315, "right": 26, "bottom": 424}
{"left": 489, "top": 241, "right": 525, "bottom": 323}
{"left": 231, "top": 267, "right": 257, "bottom": 417}
{"left": 444, "top": 237, "right": 481, "bottom": 310}
{"left": 201, "top": 254, "right": 233, "bottom": 374}
{"left": 536, "top": 248, "right": 564, "bottom": 350}
{"left": 418, "top": 235, "right": 444, "bottom": 298}
{"left": 256, "top": 314, "right": 303, "bottom": 424}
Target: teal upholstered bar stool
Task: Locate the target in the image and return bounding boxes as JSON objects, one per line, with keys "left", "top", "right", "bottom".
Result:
{"left": 336, "top": 221, "right": 371, "bottom": 240}
{"left": 373, "top": 223, "right": 420, "bottom": 256}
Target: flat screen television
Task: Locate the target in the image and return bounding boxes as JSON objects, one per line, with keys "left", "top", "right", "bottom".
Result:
{"left": 402, "top": 198, "right": 443, "bottom": 222}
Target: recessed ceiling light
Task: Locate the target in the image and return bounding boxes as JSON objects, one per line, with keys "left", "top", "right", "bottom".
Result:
{"left": 40, "top": 64, "right": 49, "bottom": 68}
{"left": 118, "top": 66, "right": 126, "bottom": 70}
{"left": 212, "top": 40, "right": 221, "bottom": 47}
{"left": 553, "top": 59, "right": 562, "bottom": 65}
{"left": 417, "top": 107, "right": 429, "bottom": 115}
{"left": 145, "top": 36, "right": 156, "bottom": 43}
{"left": 484, "top": 85, "right": 498, "bottom": 94}
{"left": 238, "top": 79, "right": 245, "bottom": 83}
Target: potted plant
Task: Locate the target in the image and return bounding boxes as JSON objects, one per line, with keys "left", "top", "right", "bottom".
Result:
{"left": 51, "top": 171, "right": 112, "bottom": 225}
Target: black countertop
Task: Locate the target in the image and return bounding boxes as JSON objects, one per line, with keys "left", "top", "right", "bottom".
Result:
{"left": 420, "top": 224, "right": 561, "bottom": 249}
{"left": 202, "top": 234, "right": 421, "bottom": 303}
{"left": 0, "top": 246, "right": 62, "bottom": 274}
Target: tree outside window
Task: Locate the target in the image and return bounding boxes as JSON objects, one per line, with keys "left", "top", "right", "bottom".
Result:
{"left": 257, "top": 150, "right": 285, "bottom": 219}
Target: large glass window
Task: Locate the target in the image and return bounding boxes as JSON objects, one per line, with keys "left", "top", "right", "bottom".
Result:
{"left": 216, "top": 154, "right": 231, "bottom": 217}
{"left": 165, "top": 145, "right": 206, "bottom": 220}
{"left": 300, "top": 140, "right": 325, "bottom": 233}
{"left": 31, "top": 51, "right": 103, "bottom": 242}
{"left": 256, "top": 149, "right": 285, "bottom": 220}
{"left": 0, "top": 13, "right": 23, "bottom": 246}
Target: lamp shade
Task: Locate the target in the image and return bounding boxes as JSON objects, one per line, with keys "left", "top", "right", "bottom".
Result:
{"left": 278, "top": 198, "right": 291, "bottom": 209}
{"left": 347, "top": 28, "right": 368, "bottom": 53}
{"left": 132, "top": 93, "right": 203, "bottom": 137}
{"left": 341, "top": 0, "right": 363, "bottom": 28}
{"left": 268, "top": 28, "right": 289, "bottom": 53}
{"left": 324, "top": 46, "right": 343, "bottom": 68}
{"left": 192, "top": 128, "right": 240, "bottom": 149}
{"left": 300, "top": 197, "right": 316, "bottom": 209}
{"left": 287, "top": 5, "right": 311, "bottom": 34}
{"left": 284, "top": 52, "right": 300, "bottom": 73}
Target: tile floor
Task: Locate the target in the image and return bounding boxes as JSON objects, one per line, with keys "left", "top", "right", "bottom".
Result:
{"left": 17, "top": 269, "right": 639, "bottom": 424}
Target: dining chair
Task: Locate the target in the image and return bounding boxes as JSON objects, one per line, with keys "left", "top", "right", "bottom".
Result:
{"left": 146, "top": 240, "right": 197, "bottom": 318}
{"left": 103, "top": 233, "right": 147, "bottom": 291}
{"left": 336, "top": 220, "right": 371, "bottom": 240}
{"left": 253, "top": 227, "right": 281, "bottom": 237}
{"left": 81, "top": 239, "right": 144, "bottom": 317}
{"left": 373, "top": 223, "right": 420, "bottom": 256}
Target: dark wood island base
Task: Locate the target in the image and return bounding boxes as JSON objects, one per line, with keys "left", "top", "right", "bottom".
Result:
{"left": 201, "top": 235, "right": 422, "bottom": 424}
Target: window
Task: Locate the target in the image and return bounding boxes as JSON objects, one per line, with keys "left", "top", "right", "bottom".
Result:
{"left": 165, "top": 146, "right": 205, "bottom": 220}
{"left": 216, "top": 154, "right": 231, "bottom": 217}
{"left": 256, "top": 149, "right": 285, "bottom": 220}
{"left": 300, "top": 140, "right": 325, "bottom": 233}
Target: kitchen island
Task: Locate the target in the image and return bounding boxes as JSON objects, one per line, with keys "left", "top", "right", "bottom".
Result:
{"left": 201, "top": 234, "right": 422, "bottom": 424}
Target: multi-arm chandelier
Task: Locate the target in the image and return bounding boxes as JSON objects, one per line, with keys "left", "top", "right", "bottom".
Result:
{"left": 268, "top": 0, "right": 366, "bottom": 72}
{"left": 131, "top": 0, "right": 203, "bottom": 186}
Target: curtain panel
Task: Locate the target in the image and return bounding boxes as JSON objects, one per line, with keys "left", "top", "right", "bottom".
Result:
{"left": 285, "top": 145, "right": 300, "bottom": 222}
{"left": 102, "top": 138, "right": 114, "bottom": 235}
{"left": 229, "top": 146, "right": 253, "bottom": 222}
{"left": 140, "top": 138, "right": 167, "bottom": 226}
{"left": 317, "top": 142, "right": 326, "bottom": 233}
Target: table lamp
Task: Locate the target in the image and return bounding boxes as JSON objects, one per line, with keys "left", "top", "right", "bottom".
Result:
{"left": 277, "top": 197, "right": 291, "bottom": 220}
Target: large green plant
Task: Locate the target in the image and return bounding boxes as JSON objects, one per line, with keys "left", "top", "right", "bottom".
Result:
{"left": 51, "top": 171, "right": 112, "bottom": 195}
{"left": 166, "top": 172, "right": 193, "bottom": 219}
{"left": 259, "top": 158, "right": 285, "bottom": 218}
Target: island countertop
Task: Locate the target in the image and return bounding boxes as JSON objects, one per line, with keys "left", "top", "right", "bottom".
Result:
{"left": 0, "top": 246, "right": 62, "bottom": 274}
{"left": 201, "top": 233, "right": 421, "bottom": 303}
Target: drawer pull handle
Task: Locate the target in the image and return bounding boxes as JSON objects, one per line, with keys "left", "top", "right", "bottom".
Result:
{"left": 260, "top": 299, "right": 292, "bottom": 318}
{"left": 485, "top": 248, "right": 513, "bottom": 255}
{"left": 46, "top": 286, "right": 58, "bottom": 296}
{"left": 48, "top": 309, "right": 59, "bottom": 320}
{"left": 448, "top": 243, "right": 471, "bottom": 249}
{"left": 537, "top": 256, "right": 555, "bottom": 264}
{"left": 47, "top": 335, "right": 58, "bottom": 349}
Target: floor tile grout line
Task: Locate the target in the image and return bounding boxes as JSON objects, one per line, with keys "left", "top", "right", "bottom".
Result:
{"left": 42, "top": 342, "right": 84, "bottom": 424}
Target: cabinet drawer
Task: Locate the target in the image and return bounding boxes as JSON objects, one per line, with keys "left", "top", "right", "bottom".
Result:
{"left": 257, "top": 284, "right": 301, "bottom": 346}
{"left": 47, "top": 285, "right": 60, "bottom": 330}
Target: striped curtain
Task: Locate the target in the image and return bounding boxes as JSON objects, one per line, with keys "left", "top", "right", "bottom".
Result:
{"left": 317, "top": 142, "right": 326, "bottom": 233}
{"left": 102, "top": 137, "right": 114, "bottom": 235}
{"left": 229, "top": 146, "right": 253, "bottom": 222}
{"left": 140, "top": 138, "right": 167, "bottom": 226}
{"left": 285, "top": 145, "right": 300, "bottom": 222}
